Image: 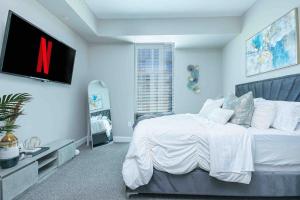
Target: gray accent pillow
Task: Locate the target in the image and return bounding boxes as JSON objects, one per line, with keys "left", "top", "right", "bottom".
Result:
{"left": 223, "top": 92, "right": 254, "bottom": 127}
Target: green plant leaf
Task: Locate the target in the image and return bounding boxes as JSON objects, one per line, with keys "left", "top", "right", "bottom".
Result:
{"left": 0, "top": 93, "right": 32, "bottom": 132}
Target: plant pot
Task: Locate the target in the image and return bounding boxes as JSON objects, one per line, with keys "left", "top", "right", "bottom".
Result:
{"left": 0, "top": 133, "right": 19, "bottom": 169}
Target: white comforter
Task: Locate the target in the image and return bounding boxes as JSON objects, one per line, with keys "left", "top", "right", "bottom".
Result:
{"left": 122, "top": 114, "right": 254, "bottom": 189}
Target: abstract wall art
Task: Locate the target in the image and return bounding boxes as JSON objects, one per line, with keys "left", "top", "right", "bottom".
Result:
{"left": 246, "top": 9, "right": 299, "bottom": 76}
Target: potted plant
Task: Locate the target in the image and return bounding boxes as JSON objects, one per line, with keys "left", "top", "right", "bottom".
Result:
{"left": 0, "top": 93, "right": 32, "bottom": 169}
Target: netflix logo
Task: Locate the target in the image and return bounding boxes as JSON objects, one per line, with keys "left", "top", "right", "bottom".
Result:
{"left": 36, "top": 37, "right": 53, "bottom": 75}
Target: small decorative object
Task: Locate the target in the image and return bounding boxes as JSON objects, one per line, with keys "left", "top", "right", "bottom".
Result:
{"left": 246, "top": 9, "right": 298, "bottom": 76}
{"left": 22, "top": 137, "right": 50, "bottom": 158}
{"left": 187, "top": 64, "right": 200, "bottom": 93}
{"left": 0, "top": 93, "right": 32, "bottom": 168}
{"left": 23, "top": 136, "right": 41, "bottom": 150}
{"left": 75, "top": 149, "right": 80, "bottom": 156}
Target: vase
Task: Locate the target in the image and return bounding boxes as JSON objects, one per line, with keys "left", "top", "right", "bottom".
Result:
{"left": 0, "top": 132, "right": 20, "bottom": 169}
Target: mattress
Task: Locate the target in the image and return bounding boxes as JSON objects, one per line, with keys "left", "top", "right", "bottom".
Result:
{"left": 248, "top": 127, "right": 300, "bottom": 172}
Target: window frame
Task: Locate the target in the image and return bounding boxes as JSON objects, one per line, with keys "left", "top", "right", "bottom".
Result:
{"left": 134, "top": 43, "right": 175, "bottom": 118}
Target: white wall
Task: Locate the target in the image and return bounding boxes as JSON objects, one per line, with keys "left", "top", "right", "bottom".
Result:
{"left": 174, "top": 49, "right": 222, "bottom": 113}
{"left": 222, "top": 0, "right": 300, "bottom": 95}
{"left": 88, "top": 44, "right": 135, "bottom": 138}
{"left": 0, "top": 0, "right": 89, "bottom": 144}
{"left": 0, "top": 1, "right": 223, "bottom": 143}
{"left": 88, "top": 45, "right": 222, "bottom": 138}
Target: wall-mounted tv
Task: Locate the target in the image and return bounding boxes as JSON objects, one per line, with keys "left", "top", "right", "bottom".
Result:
{"left": 0, "top": 11, "right": 76, "bottom": 84}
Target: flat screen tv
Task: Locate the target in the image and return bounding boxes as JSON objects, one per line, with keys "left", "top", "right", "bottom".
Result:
{"left": 0, "top": 11, "right": 76, "bottom": 84}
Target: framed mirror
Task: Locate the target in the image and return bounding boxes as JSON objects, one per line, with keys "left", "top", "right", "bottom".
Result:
{"left": 87, "top": 80, "right": 113, "bottom": 148}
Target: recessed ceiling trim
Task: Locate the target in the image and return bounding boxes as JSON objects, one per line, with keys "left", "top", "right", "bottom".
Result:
{"left": 85, "top": 0, "right": 257, "bottom": 19}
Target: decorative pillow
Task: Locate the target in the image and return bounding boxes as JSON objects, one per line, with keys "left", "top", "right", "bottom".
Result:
{"left": 251, "top": 100, "right": 276, "bottom": 129}
{"left": 199, "top": 98, "right": 223, "bottom": 118}
{"left": 222, "top": 94, "right": 239, "bottom": 110}
{"left": 215, "top": 98, "right": 224, "bottom": 106}
{"left": 271, "top": 101, "right": 300, "bottom": 131}
{"left": 223, "top": 92, "right": 254, "bottom": 127}
{"left": 207, "top": 108, "right": 234, "bottom": 125}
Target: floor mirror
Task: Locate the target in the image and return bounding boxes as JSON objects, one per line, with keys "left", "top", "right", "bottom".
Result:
{"left": 87, "top": 80, "right": 113, "bottom": 149}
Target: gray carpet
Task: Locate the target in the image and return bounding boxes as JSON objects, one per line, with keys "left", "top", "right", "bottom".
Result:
{"left": 18, "top": 143, "right": 299, "bottom": 200}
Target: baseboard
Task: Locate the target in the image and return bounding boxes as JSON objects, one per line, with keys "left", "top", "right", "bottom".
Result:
{"left": 75, "top": 136, "right": 87, "bottom": 147}
{"left": 113, "top": 136, "right": 132, "bottom": 143}
{"left": 75, "top": 136, "right": 131, "bottom": 144}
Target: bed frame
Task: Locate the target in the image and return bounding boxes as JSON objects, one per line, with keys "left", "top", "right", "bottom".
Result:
{"left": 235, "top": 74, "right": 300, "bottom": 102}
{"left": 126, "top": 74, "right": 300, "bottom": 198}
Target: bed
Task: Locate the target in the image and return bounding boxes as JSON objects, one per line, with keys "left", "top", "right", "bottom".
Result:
{"left": 125, "top": 74, "right": 300, "bottom": 198}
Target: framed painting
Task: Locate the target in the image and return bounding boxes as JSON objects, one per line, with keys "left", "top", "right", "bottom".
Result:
{"left": 246, "top": 9, "right": 299, "bottom": 76}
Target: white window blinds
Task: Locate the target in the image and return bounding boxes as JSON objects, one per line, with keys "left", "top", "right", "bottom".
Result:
{"left": 135, "top": 44, "right": 173, "bottom": 114}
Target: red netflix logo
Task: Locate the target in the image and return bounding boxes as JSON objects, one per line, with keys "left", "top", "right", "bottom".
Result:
{"left": 36, "top": 37, "right": 52, "bottom": 75}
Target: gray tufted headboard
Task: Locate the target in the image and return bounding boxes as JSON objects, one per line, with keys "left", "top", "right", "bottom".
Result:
{"left": 235, "top": 74, "right": 300, "bottom": 102}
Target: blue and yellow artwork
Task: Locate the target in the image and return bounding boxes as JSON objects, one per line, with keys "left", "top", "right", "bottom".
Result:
{"left": 246, "top": 9, "right": 298, "bottom": 76}
{"left": 89, "top": 94, "right": 103, "bottom": 111}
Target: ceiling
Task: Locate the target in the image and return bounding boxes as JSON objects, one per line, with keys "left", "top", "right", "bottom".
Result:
{"left": 85, "top": 0, "right": 257, "bottom": 19}
{"left": 38, "top": 0, "right": 257, "bottom": 48}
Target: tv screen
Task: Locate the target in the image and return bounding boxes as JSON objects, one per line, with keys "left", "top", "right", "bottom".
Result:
{"left": 0, "top": 11, "right": 76, "bottom": 84}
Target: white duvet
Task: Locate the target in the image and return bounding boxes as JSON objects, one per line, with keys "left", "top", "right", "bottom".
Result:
{"left": 122, "top": 114, "right": 254, "bottom": 189}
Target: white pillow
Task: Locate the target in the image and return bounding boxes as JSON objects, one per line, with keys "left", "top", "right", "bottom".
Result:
{"left": 251, "top": 100, "right": 276, "bottom": 129}
{"left": 199, "top": 99, "right": 223, "bottom": 118}
{"left": 295, "top": 123, "right": 300, "bottom": 134}
{"left": 271, "top": 101, "right": 300, "bottom": 131}
{"left": 207, "top": 108, "right": 234, "bottom": 125}
{"left": 254, "top": 98, "right": 265, "bottom": 102}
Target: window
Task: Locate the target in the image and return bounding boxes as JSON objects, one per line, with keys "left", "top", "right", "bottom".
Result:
{"left": 135, "top": 44, "right": 173, "bottom": 115}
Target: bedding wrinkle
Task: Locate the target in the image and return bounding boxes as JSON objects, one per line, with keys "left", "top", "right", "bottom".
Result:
{"left": 208, "top": 123, "right": 254, "bottom": 184}
{"left": 122, "top": 123, "right": 153, "bottom": 189}
{"left": 123, "top": 114, "right": 254, "bottom": 189}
